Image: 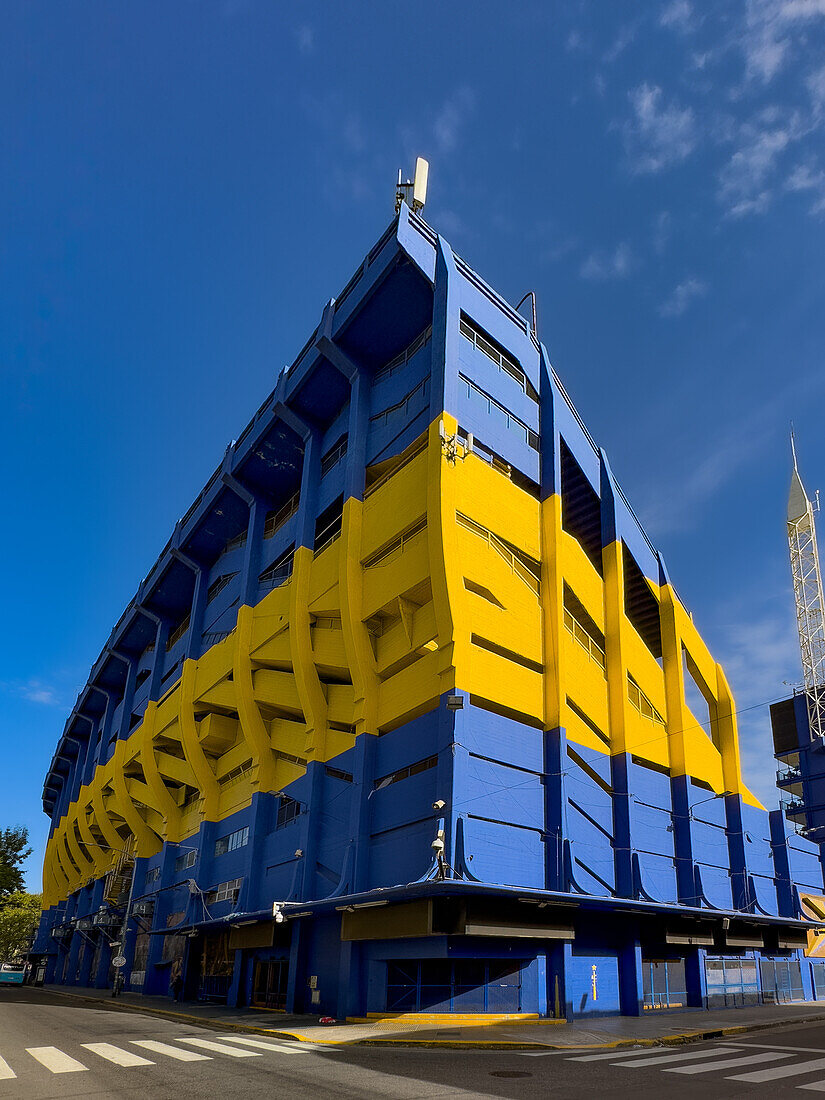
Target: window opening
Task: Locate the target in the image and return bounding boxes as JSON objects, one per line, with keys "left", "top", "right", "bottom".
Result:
{"left": 374, "top": 326, "right": 432, "bottom": 384}
{"left": 321, "top": 434, "right": 348, "bottom": 478}
{"left": 459, "top": 375, "right": 539, "bottom": 451}
{"left": 276, "top": 795, "right": 303, "bottom": 829}
{"left": 205, "top": 878, "right": 243, "bottom": 905}
{"left": 563, "top": 584, "right": 605, "bottom": 670}
{"left": 560, "top": 438, "right": 603, "bottom": 576}
{"left": 459, "top": 315, "right": 539, "bottom": 403}
{"left": 214, "top": 826, "right": 249, "bottom": 856}
{"left": 259, "top": 545, "right": 294, "bottom": 590}
{"left": 314, "top": 496, "right": 343, "bottom": 554}
{"left": 166, "top": 614, "right": 191, "bottom": 651}
{"left": 628, "top": 674, "right": 665, "bottom": 725}
{"left": 373, "top": 754, "right": 438, "bottom": 790}
{"left": 174, "top": 849, "right": 197, "bottom": 872}
{"left": 207, "top": 573, "right": 237, "bottom": 604}
{"left": 264, "top": 492, "right": 300, "bottom": 539}
{"left": 623, "top": 545, "right": 662, "bottom": 661}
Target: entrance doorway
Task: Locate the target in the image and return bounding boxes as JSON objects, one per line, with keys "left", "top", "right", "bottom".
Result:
{"left": 251, "top": 959, "right": 288, "bottom": 1010}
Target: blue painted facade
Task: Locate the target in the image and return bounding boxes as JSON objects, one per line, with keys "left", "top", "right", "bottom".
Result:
{"left": 33, "top": 204, "right": 825, "bottom": 1020}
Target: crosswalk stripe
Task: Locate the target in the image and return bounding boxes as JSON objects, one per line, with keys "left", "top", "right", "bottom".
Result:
{"left": 609, "top": 1046, "right": 739, "bottom": 1068}
{"left": 0, "top": 1054, "right": 16, "bottom": 1080}
{"left": 81, "top": 1043, "right": 155, "bottom": 1067}
{"left": 665, "top": 1052, "right": 794, "bottom": 1074}
{"left": 175, "top": 1037, "right": 262, "bottom": 1058}
{"left": 130, "top": 1040, "right": 211, "bottom": 1062}
{"left": 567, "top": 1046, "right": 715, "bottom": 1062}
{"left": 214, "top": 1035, "right": 303, "bottom": 1054}
{"left": 26, "top": 1047, "right": 88, "bottom": 1074}
{"left": 728, "top": 1057, "right": 825, "bottom": 1083}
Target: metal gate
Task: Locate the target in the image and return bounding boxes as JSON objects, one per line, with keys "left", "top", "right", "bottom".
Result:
{"left": 386, "top": 959, "right": 522, "bottom": 1013}
{"left": 760, "top": 957, "right": 804, "bottom": 1003}
{"left": 705, "top": 956, "right": 759, "bottom": 1008}
{"left": 642, "top": 958, "right": 687, "bottom": 1010}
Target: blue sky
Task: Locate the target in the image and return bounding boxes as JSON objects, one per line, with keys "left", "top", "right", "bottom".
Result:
{"left": 3, "top": 1, "right": 825, "bottom": 889}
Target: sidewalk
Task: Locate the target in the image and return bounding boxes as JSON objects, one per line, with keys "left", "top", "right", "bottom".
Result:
{"left": 43, "top": 985, "right": 825, "bottom": 1050}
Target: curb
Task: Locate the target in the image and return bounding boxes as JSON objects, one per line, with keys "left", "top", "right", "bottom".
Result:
{"left": 40, "top": 988, "right": 825, "bottom": 1051}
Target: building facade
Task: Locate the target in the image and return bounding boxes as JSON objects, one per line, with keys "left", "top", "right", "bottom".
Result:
{"left": 35, "top": 202, "right": 825, "bottom": 1018}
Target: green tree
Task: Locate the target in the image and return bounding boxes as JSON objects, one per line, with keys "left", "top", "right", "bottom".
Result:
{"left": 0, "top": 827, "right": 32, "bottom": 900}
{"left": 0, "top": 892, "right": 41, "bottom": 963}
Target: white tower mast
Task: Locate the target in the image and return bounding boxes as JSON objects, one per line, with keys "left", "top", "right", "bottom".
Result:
{"left": 788, "top": 433, "right": 825, "bottom": 746}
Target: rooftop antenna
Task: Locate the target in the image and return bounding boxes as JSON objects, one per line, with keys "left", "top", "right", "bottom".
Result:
{"left": 395, "top": 157, "right": 429, "bottom": 215}
{"left": 787, "top": 427, "right": 825, "bottom": 749}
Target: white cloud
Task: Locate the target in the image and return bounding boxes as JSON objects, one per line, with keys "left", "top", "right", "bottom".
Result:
{"left": 624, "top": 83, "right": 697, "bottom": 173}
{"left": 659, "top": 0, "right": 695, "bottom": 32}
{"left": 603, "top": 23, "right": 636, "bottom": 64}
{"left": 807, "top": 63, "right": 825, "bottom": 117}
{"left": 579, "top": 242, "right": 634, "bottom": 281}
{"left": 433, "top": 87, "right": 476, "bottom": 154}
{"left": 741, "top": 0, "right": 825, "bottom": 83}
{"left": 11, "top": 679, "right": 64, "bottom": 707}
{"left": 718, "top": 115, "right": 804, "bottom": 216}
{"left": 659, "top": 276, "right": 707, "bottom": 317}
{"left": 786, "top": 160, "right": 825, "bottom": 213}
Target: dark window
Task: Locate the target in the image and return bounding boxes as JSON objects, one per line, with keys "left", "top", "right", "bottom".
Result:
{"left": 259, "top": 545, "right": 294, "bottom": 590}
{"left": 560, "top": 439, "right": 603, "bottom": 576}
{"left": 771, "top": 697, "right": 804, "bottom": 756}
{"left": 264, "top": 493, "right": 300, "bottom": 539}
{"left": 373, "top": 755, "right": 438, "bottom": 791}
{"left": 214, "top": 826, "right": 249, "bottom": 856}
{"left": 207, "top": 573, "right": 237, "bottom": 604}
{"left": 174, "top": 849, "right": 197, "bottom": 872}
{"left": 166, "top": 614, "right": 191, "bottom": 652}
{"left": 321, "top": 434, "right": 348, "bottom": 478}
{"left": 623, "top": 544, "right": 662, "bottom": 660}
{"left": 314, "top": 495, "right": 343, "bottom": 553}
{"left": 276, "top": 795, "right": 302, "bottom": 829}
{"left": 325, "top": 766, "right": 353, "bottom": 782}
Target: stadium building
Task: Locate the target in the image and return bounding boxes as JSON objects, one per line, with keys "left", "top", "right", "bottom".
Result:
{"left": 33, "top": 190, "right": 825, "bottom": 1019}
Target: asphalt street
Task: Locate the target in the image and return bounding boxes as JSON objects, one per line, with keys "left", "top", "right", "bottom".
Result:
{"left": 7, "top": 988, "right": 825, "bottom": 1098}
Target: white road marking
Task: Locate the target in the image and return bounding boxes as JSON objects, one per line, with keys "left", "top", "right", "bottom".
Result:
{"left": 728, "top": 1056, "right": 825, "bottom": 1083}
{"left": 26, "top": 1047, "right": 88, "bottom": 1074}
{"left": 215, "top": 1035, "right": 303, "bottom": 1054}
{"left": 609, "top": 1046, "right": 741, "bottom": 1067}
{"left": 799, "top": 1081, "right": 825, "bottom": 1092}
{"left": 81, "top": 1043, "right": 155, "bottom": 1067}
{"left": 174, "top": 1037, "right": 262, "bottom": 1058}
{"left": 567, "top": 1046, "right": 727, "bottom": 1062}
{"left": 665, "top": 1052, "right": 794, "bottom": 1074}
{"left": 130, "top": 1040, "right": 211, "bottom": 1062}
{"left": 715, "top": 1042, "right": 825, "bottom": 1055}
{"left": 0, "top": 1054, "right": 15, "bottom": 1080}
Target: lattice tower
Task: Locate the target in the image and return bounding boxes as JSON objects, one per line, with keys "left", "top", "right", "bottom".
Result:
{"left": 788, "top": 436, "right": 825, "bottom": 745}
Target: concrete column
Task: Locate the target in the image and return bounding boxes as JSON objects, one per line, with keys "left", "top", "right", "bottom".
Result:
{"left": 618, "top": 939, "right": 644, "bottom": 1016}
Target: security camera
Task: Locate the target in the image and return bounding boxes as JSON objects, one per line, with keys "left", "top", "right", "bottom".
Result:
{"left": 273, "top": 902, "right": 285, "bottom": 924}
{"left": 431, "top": 836, "right": 445, "bottom": 854}
{"left": 433, "top": 800, "right": 446, "bottom": 811}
